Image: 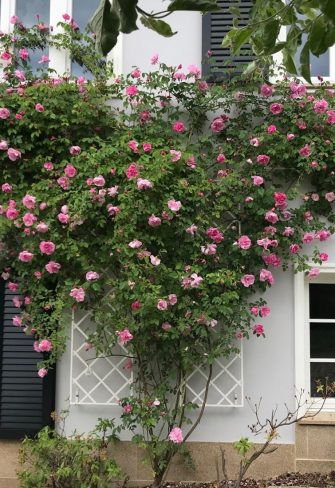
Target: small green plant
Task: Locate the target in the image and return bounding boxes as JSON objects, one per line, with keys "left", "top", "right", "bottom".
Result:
{"left": 18, "top": 414, "right": 122, "bottom": 488}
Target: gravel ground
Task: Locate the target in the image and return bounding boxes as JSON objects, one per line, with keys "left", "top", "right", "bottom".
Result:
{"left": 159, "top": 471, "right": 335, "bottom": 488}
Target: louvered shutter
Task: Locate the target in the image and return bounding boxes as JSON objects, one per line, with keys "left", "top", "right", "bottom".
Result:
{"left": 202, "top": 0, "right": 255, "bottom": 79}
{"left": 0, "top": 280, "right": 55, "bottom": 438}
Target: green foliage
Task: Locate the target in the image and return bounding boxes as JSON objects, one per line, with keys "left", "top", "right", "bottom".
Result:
{"left": 1, "top": 20, "right": 335, "bottom": 485}
{"left": 18, "top": 416, "right": 122, "bottom": 488}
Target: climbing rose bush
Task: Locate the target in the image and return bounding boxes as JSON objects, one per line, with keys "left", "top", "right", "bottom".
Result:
{"left": 0, "top": 19, "right": 335, "bottom": 486}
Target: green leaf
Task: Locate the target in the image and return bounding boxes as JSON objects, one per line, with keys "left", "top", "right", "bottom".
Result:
{"left": 282, "top": 49, "right": 297, "bottom": 75}
{"left": 309, "top": 15, "right": 328, "bottom": 55}
{"left": 116, "top": 0, "right": 138, "bottom": 34}
{"left": 261, "top": 19, "right": 280, "bottom": 53}
{"left": 88, "top": 0, "right": 120, "bottom": 56}
{"left": 168, "top": 0, "right": 220, "bottom": 12}
{"left": 320, "top": 0, "right": 335, "bottom": 24}
{"left": 140, "top": 16, "right": 176, "bottom": 37}
{"left": 267, "top": 41, "right": 286, "bottom": 55}
{"left": 300, "top": 41, "right": 311, "bottom": 84}
{"left": 230, "top": 28, "right": 253, "bottom": 54}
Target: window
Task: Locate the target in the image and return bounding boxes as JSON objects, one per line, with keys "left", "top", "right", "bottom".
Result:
{"left": 0, "top": 0, "right": 106, "bottom": 77}
{"left": 295, "top": 266, "right": 335, "bottom": 410}
{"left": 202, "top": 0, "right": 255, "bottom": 79}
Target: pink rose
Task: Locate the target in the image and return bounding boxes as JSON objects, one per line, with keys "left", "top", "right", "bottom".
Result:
{"left": 0, "top": 140, "right": 8, "bottom": 150}
{"left": 308, "top": 268, "right": 320, "bottom": 279}
{"left": 8, "top": 282, "right": 19, "bottom": 291}
{"left": 148, "top": 215, "right": 161, "bottom": 227}
{"left": 69, "top": 145, "right": 81, "bottom": 155}
{"left": 172, "top": 121, "right": 185, "bottom": 133}
{"left": 10, "top": 15, "right": 19, "bottom": 24}
{"left": 299, "top": 145, "right": 312, "bottom": 157}
{"left": 7, "top": 148, "right": 21, "bottom": 161}
{"left": 86, "top": 271, "right": 100, "bottom": 280}
{"left": 250, "top": 137, "right": 260, "bottom": 147}
{"left": 117, "top": 328, "right": 133, "bottom": 345}
{"left": 57, "top": 176, "right": 70, "bottom": 190}
{"left": 126, "top": 85, "right": 138, "bottom": 96}
{"left": 2, "top": 183, "right": 12, "bottom": 193}
{"left": 131, "top": 300, "right": 141, "bottom": 310}
{"left": 260, "top": 84, "right": 273, "bottom": 97}
{"left": 35, "top": 103, "right": 44, "bottom": 112}
{"left": 38, "top": 339, "right": 53, "bottom": 352}
{"left": 290, "top": 243, "right": 300, "bottom": 254}
{"left": 64, "top": 164, "right": 77, "bottom": 178}
{"left": 22, "top": 194, "right": 36, "bottom": 209}
{"left": 267, "top": 124, "right": 277, "bottom": 134}
{"left": 13, "top": 316, "right": 23, "bottom": 327}
{"left": 123, "top": 403, "right": 133, "bottom": 414}
{"left": 39, "top": 241, "right": 56, "bottom": 255}
{"left": 250, "top": 306, "right": 259, "bottom": 316}
{"left": 44, "top": 162, "right": 54, "bottom": 170}
{"left": 287, "top": 133, "right": 295, "bottom": 141}
{"left": 23, "top": 213, "right": 37, "bottom": 227}
{"left": 253, "top": 324, "right": 264, "bottom": 336}
{"left": 206, "top": 227, "right": 224, "bottom": 243}
{"left": 0, "top": 108, "right": 10, "bottom": 119}
{"left": 240, "top": 274, "right": 255, "bottom": 287}
{"left": 186, "top": 224, "right": 197, "bottom": 235}
{"left": 270, "top": 103, "right": 283, "bottom": 114}
{"left": 320, "top": 253, "right": 328, "bottom": 262}
{"left": 137, "top": 179, "right": 153, "bottom": 190}
{"left": 92, "top": 175, "right": 105, "bottom": 187}
{"left": 256, "top": 154, "right": 270, "bottom": 166}
{"left": 313, "top": 99, "right": 328, "bottom": 114}
{"left": 167, "top": 199, "right": 182, "bottom": 212}
{"left": 170, "top": 150, "right": 182, "bottom": 162}
{"left": 259, "top": 269, "right": 274, "bottom": 285}
{"left": 38, "top": 368, "right": 48, "bottom": 378}
{"left": 69, "top": 287, "right": 85, "bottom": 302}
{"left": 168, "top": 294, "right": 177, "bottom": 306}
{"left": 325, "top": 192, "right": 335, "bottom": 202}
{"left": 19, "top": 48, "right": 29, "bottom": 61}
{"left": 151, "top": 53, "right": 159, "bottom": 65}
{"left": 45, "top": 261, "right": 61, "bottom": 274}
{"left": 131, "top": 68, "right": 141, "bottom": 78}
{"left": 129, "top": 240, "right": 142, "bottom": 249}
{"left": 201, "top": 243, "right": 217, "bottom": 255}
{"left": 237, "top": 235, "right": 251, "bottom": 250}
{"left": 6, "top": 207, "right": 19, "bottom": 220}
{"left": 58, "top": 213, "right": 70, "bottom": 224}
{"left": 169, "top": 427, "right": 183, "bottom": 444}
{"left": 126, "top": 163, "right": 139, "bottom": 179}
{"left": 260, "top": 306, "right": 270, "bottom": 317}
{"left": 128, "top": 140, "right": 139, "bottom": 153}
{"left": 252, "top": 175, "right": 264, "bottom": 186}
{"left": 265, "top": 210, "right": 279, "bottom": 224}
{"left": 162, "top": 322, "right": 172, "bottom": 331}
{"left": 157, "top": 299, "right": 168, "bottom": 311}
{"left": 150, "top": 255, "right": 161, "bottom": 266}
{"left": 326, "top": 110, "right": 335, "bottom": 124}
{"left": 217, "top": 153, "right": 226, "bottom": 163}
{"left": 143, "top": 143, "right": 152, "bottom": 153}
{"left": 19, "top": 250, "right": 34, "bottom": 262}
{"left": 274, "top": 192, "right": 287, "bottom": 208}
{"left": 290, "top": 82, "right": 306, "bottom": 98}
{"left": 211, "top": 117, "right": 225, "bottom": 133}
{"left": 188, "top": 64, "right": 201, "bottom": 77}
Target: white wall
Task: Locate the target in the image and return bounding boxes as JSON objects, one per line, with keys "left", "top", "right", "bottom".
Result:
{"left": 112, "top": 0, "right": 202, "bottom": 75}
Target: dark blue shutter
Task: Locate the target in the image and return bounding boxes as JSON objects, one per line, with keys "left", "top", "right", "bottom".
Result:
{"left": 202, "top": 0, "right": 255, "bottom": 79}
{"left": 0, "top": 280, "right": 55, "bottom": 438}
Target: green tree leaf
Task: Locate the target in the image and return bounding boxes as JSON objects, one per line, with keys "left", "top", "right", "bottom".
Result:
{"left": 168, "top": 0, "right": 220, "bottom": 12}
{"left": 282, "top": 49, "right": 297, "bottom": 74}
{"left": 88, "top": 0, "right": 120, "bottom": 55}
{"left": 261, "top": 19, "right": 280, "bottom": 54}
{"left": 140, "top": 16, "right": 176, "bottom": 37}
{"left": 309, "top": 15, "right": 328, "bottom": 55}
{"left": 320, "top": 0, "right": 335, "bottom": 24}
{"left": 300, "top": 41, "right": 311, "bottom": 83}
{"left": 115, "top": 0, "right": 138, "bottom": 34}
{"left": 229, "top": 28, "right": 253, "bottom": 54}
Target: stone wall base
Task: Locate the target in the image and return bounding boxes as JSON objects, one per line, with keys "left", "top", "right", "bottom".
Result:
{"left": 2, "top": 423, "right": 335, "bottom": 487}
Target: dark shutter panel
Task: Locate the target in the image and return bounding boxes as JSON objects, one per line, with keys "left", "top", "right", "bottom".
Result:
{"left": 0, "top": 280, "right": 55, "bottom": 439}
{"left": 202, "top": 0, "right": 255, "bottom": 79}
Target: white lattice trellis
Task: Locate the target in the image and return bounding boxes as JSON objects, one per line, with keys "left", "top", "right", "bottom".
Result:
{"left": 70, "top": 310, "right": 243, "bottom": 407}
{"left": 70, "top": 310, "right": 133, "bottom": 405}
{"left": 186, "top": 346, "right": 243, "bottom": 407}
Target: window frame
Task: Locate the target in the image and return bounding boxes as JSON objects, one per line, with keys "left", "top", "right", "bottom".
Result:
{"left": 295, "top": 263, "right": 335, "bottom": 412}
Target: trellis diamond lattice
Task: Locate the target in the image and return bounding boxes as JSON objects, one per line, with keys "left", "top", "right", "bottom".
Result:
{"left": 70, "top": 310, "right": 243, "bottom": 407}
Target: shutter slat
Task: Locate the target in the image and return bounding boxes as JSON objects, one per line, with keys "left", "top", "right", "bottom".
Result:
{"left": 202, "top": 0, "right": 255, "bottom": 77}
